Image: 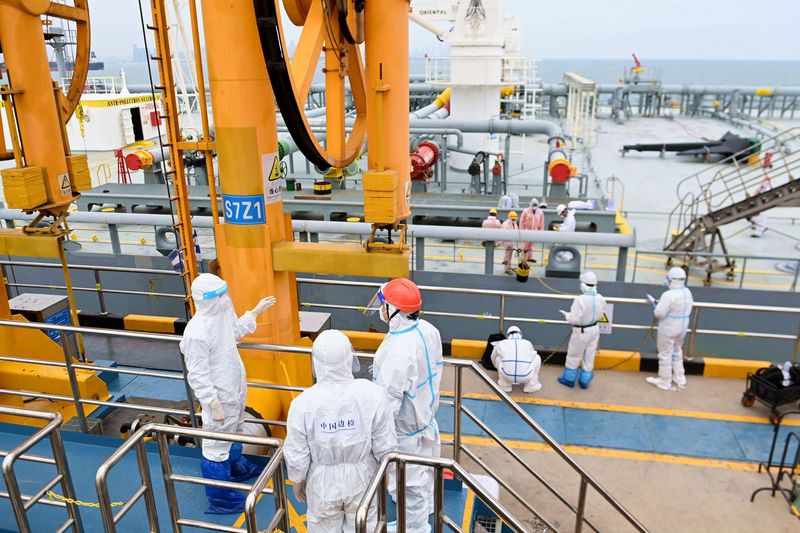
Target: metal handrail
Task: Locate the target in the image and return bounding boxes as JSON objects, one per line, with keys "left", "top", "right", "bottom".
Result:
{"left": 95, "top": 423, "right": 288, "bottom": 533}
{"left": 0, "top": 406, "right": 83, "bottom": 533}
{"left": 0, "top": 259, "right": 180, "bottom": 277}
{"left": 295, "top": 277, "right": 800, "bottom": 313}
{"left": 355, "top": 452, "right": 529, "bottom": 533}
{"left": 666, "top": 127, "right": 800, "bottom": 248}
{"left": 0, "top": 258, "right": 187, "bottom": 317}
{"left": 0, "top": 317, "right": 650, "bottom": 530}
{"left": 452, "top": 363, "right": 648, "bottom": 532}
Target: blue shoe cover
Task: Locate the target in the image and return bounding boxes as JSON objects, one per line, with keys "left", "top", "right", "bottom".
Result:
{"left": 229, "top": 443, "right": 261, "bottom": 482}
{"left": 578, "top": 370, "right": 594, "bottom": 389}
{"left": 557, "top": 367, "right": 578, "bottom": 388}
{"left": 201, "top": 457, "right": 246, "bottom": 514}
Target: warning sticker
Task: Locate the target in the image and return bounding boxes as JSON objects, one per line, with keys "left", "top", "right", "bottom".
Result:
{"left": 599, "top": 303, "right": 614, "bottom": 335}
{"left": 58, "top": 173, "right": 72, "bottom": 197}
{"left": 262, "top": 152, "right": 285, "bottom": 204}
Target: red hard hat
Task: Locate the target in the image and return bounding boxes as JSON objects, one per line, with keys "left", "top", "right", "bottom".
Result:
{"left": 381, "top": 278, "right": 422, "bottom": 314}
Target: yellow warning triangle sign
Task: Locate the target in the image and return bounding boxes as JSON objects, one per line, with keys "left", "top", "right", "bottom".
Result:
{"left": 268, "top": 156, "right": 281, "bottom": 181}
{"left": 61, "top": 174, "right": 71, "bottom": 188}
{"left": 598, "top": 312, "right": 610, "bottom": 323}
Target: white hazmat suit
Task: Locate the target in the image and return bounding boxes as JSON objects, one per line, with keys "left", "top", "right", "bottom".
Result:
{"left": 557, "top": 272, "right": 606, "bottom": 389}
{"left": 373, "top": 306, "right": 443, "bottom": 533}
{"left": 648, "top": 268, "right": 694, "bottom": 390}
{"left": 491, "top": 326, "right": 542, "bottom": 393}
{"left": 180, "top": 274, "right": 276, "bottom": 513}
{"left": 181, "top": 274, "right": 258, "bottom": 461}
{"left": 559, "top": 210, "right": 576, "bottom": 232}
{"left": 285, "top": 330, "right": 396, "bottom": 532}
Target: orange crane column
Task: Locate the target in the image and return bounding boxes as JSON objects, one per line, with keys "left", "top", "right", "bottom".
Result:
{"left": 199, "top": 0, "right": 304, "bottom": 422}
{"left": 0, "top": 1, "right": 73, "bottom": 209}
{"left": 364, "top": 0, "right": 411, "bottom": 222}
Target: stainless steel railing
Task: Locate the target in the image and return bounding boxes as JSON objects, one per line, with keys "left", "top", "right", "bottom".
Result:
{"left": 0, "top": 259, "right": 186, "bottom": 318}
{"left": 630, "top": 249, "right": 800, "bottom": 291}
{"left": 95, "top": 423, "right": 288, "bottom": 533}
{"left": 355, "top": 452, "right": 529, "bottom": 533}
{"left": 1, "top": 256, "right": 798, "bottom": 359}
{"left": 2, "top": 236, "right": 799, "bottom": 302}
{"left": 295, "top": 277, "right": 800, "bottom": 362}
{"left": 0, "top": 318, "right": 647, "bottom": 531}
{"left": 447, "top": 362, "right": 648, "bottom": 532}
{"left": 0, "top": 406, "right": 83, "bottom": 533}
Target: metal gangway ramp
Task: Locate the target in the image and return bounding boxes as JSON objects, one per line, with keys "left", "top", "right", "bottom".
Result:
{"left": 664, "top": 127, "right": 800, "bottom": 282}
{"left": 0, "top": 406, "right": 83, "bottom": 533}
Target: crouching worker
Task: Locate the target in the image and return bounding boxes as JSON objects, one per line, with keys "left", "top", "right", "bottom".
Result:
{"left": 491, "top": 326, "right": 542, "bottom": 393}
{"left": 285, "top": 330, "right": 397, "bottom": 532}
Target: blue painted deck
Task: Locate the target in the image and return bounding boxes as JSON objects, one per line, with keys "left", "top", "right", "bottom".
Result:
{"left": 0, "top": 423, "right": 278, "bottom": 533}
{"left": 437, "top": 396, "right": 799, "bottom": 464}
{"left": 0, "top": 422, "right": 472, "bottom": 533}
{"left": 107, "top": 364, "right": 797, "bottom": 465}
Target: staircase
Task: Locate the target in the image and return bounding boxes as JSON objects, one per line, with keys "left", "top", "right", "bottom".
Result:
{"left": 664, "top": 127, "right": 800, "bottom": 282}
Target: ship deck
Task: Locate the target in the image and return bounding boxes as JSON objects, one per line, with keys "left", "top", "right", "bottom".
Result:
{"left": 2, "top": 349, "right": 799, "bottom": 531}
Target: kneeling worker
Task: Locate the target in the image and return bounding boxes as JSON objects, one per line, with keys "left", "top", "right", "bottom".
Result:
{"left": 491, "top": 326, "right": 542, "bottom": 393}
{"left": 285, "top": 330, "right": 396, "bottom": 532}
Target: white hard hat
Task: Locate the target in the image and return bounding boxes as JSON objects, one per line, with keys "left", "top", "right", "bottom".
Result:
{"left": 506, "top": 325, "right": 522, "bottom": 337}
{"left": 557, "top": 204, "right": 567, "bottom": 215}
{"left": 667, "top": 267, "right": 687, "bottom": 280}
{"left": 530, "top": 198, "right": 539, "bottom": 208}
{"left": 580, "top": 271, "right": 598, "bottom": 286}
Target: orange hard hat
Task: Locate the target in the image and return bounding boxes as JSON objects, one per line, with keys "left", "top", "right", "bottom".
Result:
{"left": 381, "top": 278, "right": 422, "bottom": 314}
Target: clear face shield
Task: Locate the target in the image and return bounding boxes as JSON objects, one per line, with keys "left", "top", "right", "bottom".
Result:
{"left": 195, "top": 281, "right": 234, "bottom": 314}
{"left": 363, "top": 285, "right": 387, "bottom": 320}
{"left": 200, "top": 282, "right": 228, "bottom": 301}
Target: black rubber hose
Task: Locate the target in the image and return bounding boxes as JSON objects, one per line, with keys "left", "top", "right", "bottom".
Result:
{"left": 253, "top": 0, "right": 331, "bottom": 170}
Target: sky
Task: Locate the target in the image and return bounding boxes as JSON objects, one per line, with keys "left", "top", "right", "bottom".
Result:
{"left": 89, "top": 0, "right": 798, "bottom": 61}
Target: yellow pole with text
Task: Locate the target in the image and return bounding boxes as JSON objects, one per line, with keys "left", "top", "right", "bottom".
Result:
{"left": 199, "top": 0, "right": 305, "bottom": 432}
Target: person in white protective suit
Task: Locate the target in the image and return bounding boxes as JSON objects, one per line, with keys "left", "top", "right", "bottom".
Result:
{"left": 749, "top": 179, "right": 771, "bottom": 238}
{"left": 370, "top": 278, "right": 443, "bottom": 533}
{"left": 646, "top": 267, "right": 694, "bottom": 391}
{"left": 179, "top": 273, "right": 277, "bottom": 514}
{"left": 500, "top": 211, "right": 519, "bottom": 275}
{"left": 490, "top": 326, "right": 542, "bottom": 393}
{"left": 556, "top": 204, "right": 576, "bottom": 232}
{"left": 557, "top": 271, "right": 607, "bottom": 389}
{"left": 285, "top": 330, "right": 396, "bottom": 532}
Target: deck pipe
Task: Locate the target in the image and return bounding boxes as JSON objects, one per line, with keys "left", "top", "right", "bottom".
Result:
{"left": 0, "top": 209, "right": 632, "bottom": 248}
{"left": 129, "top": 81, "right": 800, "bottom": 98}
{"left": 541, "top": 83, "right": 800, "bottom": 97}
